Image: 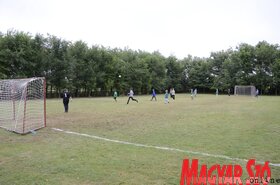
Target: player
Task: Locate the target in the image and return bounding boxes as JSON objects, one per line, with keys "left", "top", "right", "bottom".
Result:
{"left": 113, "top": 90, "right": 118, "bottom": 102}
{"left": 164, "top": 90, "right": 169, "bottom": 104}
{"left": 61, "top": 89, "right": 71, "bottom": 113}
{"left": 170, "top": 88, "right": 175, "bottom": 100}
{"left": 190, "top": 89, "right": 194, "bottom": 100}
{"left": 227, "top": 88, "right": 231, "bottom": 96}
{"left": 194, "top": 88, "right": 197, "bottom": 97}
{"left": 127, "top": 88, "right": 138, "bottom": 104}
{"left": 216, "top": 89, "right": 219, "bottom": 96}
{"left": 255, "top": 89, "right": 259, "bottom": 98}
{"left": 150, "top": 88, "right": 157, "bottom": 101}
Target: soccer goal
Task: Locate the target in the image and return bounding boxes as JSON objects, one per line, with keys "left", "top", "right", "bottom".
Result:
{"left": 0, "top": 77, "right": 46, "bottom": 134}
{"left": 234, "top": 85, "right": 256, "bottom": 96}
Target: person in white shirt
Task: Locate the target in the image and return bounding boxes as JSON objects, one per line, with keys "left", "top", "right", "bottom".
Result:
{"left": 170, "top": 88, "right": 175, "bottom": 100}
{"left": 194, "top": 88, "right": 197, "bottom": 97}
{"left": 164, "top": 90, "right": 169, "bottom": 104}
{"left": 127, "top": 89, "right": 138, "bottom": 104}
{"left": 255, "top": 89, "right": 259, "bottom": 98}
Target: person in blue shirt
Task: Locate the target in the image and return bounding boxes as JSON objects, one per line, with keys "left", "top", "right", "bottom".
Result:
{"left": 150, "top": 88, "right": 157, "bottom": 101}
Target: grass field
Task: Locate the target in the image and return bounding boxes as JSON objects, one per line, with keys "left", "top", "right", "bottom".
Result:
{"left": 0, "top": 94, "right": 280, "bottom": 185}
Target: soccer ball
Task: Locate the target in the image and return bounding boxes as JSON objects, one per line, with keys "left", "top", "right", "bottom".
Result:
{"left": 118, "top": 75, "right": 121, "bottom": 78}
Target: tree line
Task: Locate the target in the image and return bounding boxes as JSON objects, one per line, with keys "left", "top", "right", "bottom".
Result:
{"left": 0, "top": 30, "right": 280, "bottom": 97}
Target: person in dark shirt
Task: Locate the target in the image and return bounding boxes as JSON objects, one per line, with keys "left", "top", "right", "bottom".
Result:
{"left": 62, "top": 89, "right": 71, "bottom": 113}
{"left": 227, "top": 88, "right": 231, "bottom": 96}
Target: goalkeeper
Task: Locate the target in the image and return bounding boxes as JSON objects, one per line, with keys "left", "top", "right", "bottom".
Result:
{"left": 61, "top": 89, "right": 71, "bottom": 113}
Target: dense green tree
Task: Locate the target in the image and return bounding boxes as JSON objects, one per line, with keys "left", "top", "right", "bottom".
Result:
{"left": 0, "top": 31, "right": 34, "bottom": 78}
{"left": 68, "top": 41, "right": 93, "bottom": 96}
{"left": 272, "top": 58, "right": 280, "bottom": 95}
{"left": 0, "top": 30, "right": 279, "bottom": 96}
{"left": 187, "top": 58, "right": 212, "bottom": 93}
{"left": 210, "top": 50, "right": 232, "bottom": 90}
{"left": 254, "top": 41, "right": 278, "bottom": 94}
{"left": 45, "top": 35, "right": 70, "bottom": 96}
{"left": 165, "top": 56, "right": 184, "bottom": 91}
{"left": 143, "top": 52, "right": 166, "bottom": 93}
{"left": 234, "top": 43, "right": 256, "bottom": 86}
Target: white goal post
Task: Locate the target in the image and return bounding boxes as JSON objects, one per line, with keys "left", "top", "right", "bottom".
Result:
{"left": 234, "top": 85, "right": 256, "bottom": 96}
{"left": 0, "top": 77, "right": 46, "bottom": 134}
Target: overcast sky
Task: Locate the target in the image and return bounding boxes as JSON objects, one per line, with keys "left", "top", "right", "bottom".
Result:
{"left": 0, "top": 0, "right": 280, "bottom": 58}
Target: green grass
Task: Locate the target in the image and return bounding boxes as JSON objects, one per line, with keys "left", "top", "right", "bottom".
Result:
{"left": 0, "top": 94, "right": 280, "bottom": 184}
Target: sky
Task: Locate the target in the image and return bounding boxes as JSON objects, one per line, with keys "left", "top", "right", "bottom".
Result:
{"left": 0, "top": 0, "right": 280, "bottom": 58}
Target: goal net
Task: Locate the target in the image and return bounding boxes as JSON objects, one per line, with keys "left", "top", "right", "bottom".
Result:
{"left": 234, "top": 85, "right": 256, "bottom": 96}
{"left": 0, "top": 77, "right": 46, "bottom": 134}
